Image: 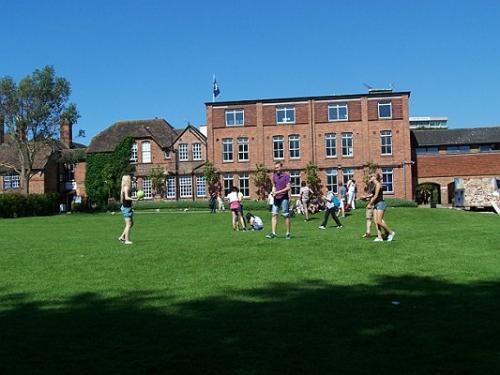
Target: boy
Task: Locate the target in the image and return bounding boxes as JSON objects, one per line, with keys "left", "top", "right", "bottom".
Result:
{"left": 318, "top": 188, "right": 343, "bottom": 229}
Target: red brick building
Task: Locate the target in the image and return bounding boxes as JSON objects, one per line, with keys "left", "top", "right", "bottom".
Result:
{"left": 412, "top": 127, "right": 500, "bottom": 205}
{"left": 86, "top": 119, "right": 207, "bottom": 200}
{"left": 205, "top": 91, "right": 413, "bottom": 199}
{"left": 0, "top": 119, "right": 86, "bottom": 205}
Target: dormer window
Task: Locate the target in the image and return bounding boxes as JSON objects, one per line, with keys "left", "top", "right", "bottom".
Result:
{"left": 276, "top": 106, "right": 295, "bottom": 124}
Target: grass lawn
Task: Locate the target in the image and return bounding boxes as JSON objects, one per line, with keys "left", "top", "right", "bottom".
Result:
{"left": 1, "top": 207, "right": 499, "bottom": 374}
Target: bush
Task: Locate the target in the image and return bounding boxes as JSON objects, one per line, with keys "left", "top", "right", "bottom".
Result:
{"left": 0, "top": 193, "right": 60, "bottom": 218}
{"left": 129, "top": 199, "right": 271, "bottom": 211}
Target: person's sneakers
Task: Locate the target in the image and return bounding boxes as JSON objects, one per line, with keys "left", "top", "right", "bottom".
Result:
{"left": 373, "top": 237, "right": 384, "bottom": 242}
{"left": 318, "top": 226, "right": 326, "bottom": 230}
{"left": 124, "top": 241, "right": 133, "bottom": 245}
{"left": 387, "top": 232, "right": 396, "bottom": 241}
{"left": 362, "top": 233, "right": 370, "bottom": 239}
{"left": 118, "top": 237, "right": 125, "bottom": 243}
{"left": 336, "top": 225, "right": 344, "bottom": 229}
{"left": 285, "top": 233, "right": 291, "bottom": 240}
{"left": 265, "top": 233, "right": 277, "bottom": 239}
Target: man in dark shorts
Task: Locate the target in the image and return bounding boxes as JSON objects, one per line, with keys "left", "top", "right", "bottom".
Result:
{"left": 266, "top": 162, "right": 292, "bottom": 239}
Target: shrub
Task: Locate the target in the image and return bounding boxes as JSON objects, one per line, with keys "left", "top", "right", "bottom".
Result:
{"left": 0, "top": 193, "right": 60, "bottom": 218}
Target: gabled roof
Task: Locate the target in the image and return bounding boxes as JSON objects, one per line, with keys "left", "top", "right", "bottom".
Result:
{"left": 173, "top": 124, "right": 207, "bottom": 145}
{"left": 86, "top": 118, "right": 177, "bottom": 153}
{"left": 412, "top": 126, "right": 500, "bottom": 146}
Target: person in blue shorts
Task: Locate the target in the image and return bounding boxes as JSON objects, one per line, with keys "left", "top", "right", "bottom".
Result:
{"left": 266, "top": 162, "right": 292, "bottom": 239}
{"left": 118, "top": 175, "right": 137, "bottom": 245}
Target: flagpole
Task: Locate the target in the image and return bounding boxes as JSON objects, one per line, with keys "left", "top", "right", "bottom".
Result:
{"left": 212, "top": 74, "right": 215, "bottom": 103}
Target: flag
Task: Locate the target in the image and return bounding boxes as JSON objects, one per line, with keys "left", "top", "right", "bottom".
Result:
{"left": 212, "top": 75, "right": 220, "bottom": 99}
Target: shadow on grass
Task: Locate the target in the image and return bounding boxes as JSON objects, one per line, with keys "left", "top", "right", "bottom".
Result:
{"left": 1, "top": 276, "right": 499, "bottom": 374}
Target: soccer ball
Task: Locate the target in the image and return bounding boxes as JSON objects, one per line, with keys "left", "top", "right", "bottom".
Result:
{"left": 136, "top": 190, "right": 145, "bottom": 200}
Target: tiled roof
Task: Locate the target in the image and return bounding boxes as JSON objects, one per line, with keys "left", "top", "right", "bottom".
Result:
{"left": 412, "top": 126, "right": 500, "bottom": 146}
{"left": 86, "top": 118, "right": 177, "bottom": 153}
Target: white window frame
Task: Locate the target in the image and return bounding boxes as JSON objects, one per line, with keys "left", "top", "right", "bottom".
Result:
{"left": 289, "top": 135, "right": 300, "bottom": 159}
{"left": 143, "top": 177, "right": 153, "bottom": 199}
{"left": 382, "top": 167, "right": 394, "bottom": 193}
{"left": 273, "top": 136, "right": 284, "bottom": 160}
{"left": 342, "top": 168, "right": 353, "bottom": 186}
{"left": 237, "top": 137, "right": 249, "bottom": 161}
{"left": 378, "top": 101, "right": 392, "bottom": 119}
{"left": 326, "top": 168, "right": 338, "bottom": 194}
{"left": 222, "top": 138, "right": 233, "bottom": 162}
{"left": 223, "top": 173, "right": 234, "bottom": 195}
{"left": 341, "top": 132, "right": 353, "bottom": 157}
{"left": 239, "top": 173, "right": 250, "bottom": 198}
{"left": 290, "top": 170, "right": 301, "bottom": 196}
{"left": 196, "top": 175, "right": 206, "bottom": 197}
{"left": 225, "top": 109, "right": 245, "bottom": 126}
{"left": 380, "top": 130, "right": 393, "bottom": 155}
{"left": 141, "top": 141, "right": 151, "bottom": 163}
{"left": 130, "top": 143, "right": 138, "bottom": 163}
{"left": 3, "top": 173, "right": 20, "bottom": 190}
{"left": 166, "top": 176, "right": 176, "bottom": 199}
{"left": 325, "top": 133, "right": 337, "bottom": 158}
{"left": 276, "top": 106, "right": 296, "bottom": 124}
{"left": 179, "top": 143, "right": 188, "bottom": 161}
{"left": 192, "top": 143, "right": 202, "bottom": 161}
{"left": 328, "top": 103, "right": 348, "bottom": 121}
{"left": 179, "top": 175, "right": 192, "bottom": 198}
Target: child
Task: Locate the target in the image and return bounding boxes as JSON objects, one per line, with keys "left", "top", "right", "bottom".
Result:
{"left": 246, "top": 212, "right": 264, "bottom": 231}
{"left": 318, "top": 188, "right": 343, "bottom": 229}
{"left": 226, "top": 186, "right": 245, "bottom": 230}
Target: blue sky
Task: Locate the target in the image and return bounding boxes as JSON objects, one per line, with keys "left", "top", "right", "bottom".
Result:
{"left": 1, "top": 0, "right": 499, "bottom": 141}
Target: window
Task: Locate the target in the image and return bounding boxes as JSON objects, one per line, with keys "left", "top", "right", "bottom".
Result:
{"left": 166, "top": 176, "right": 176, "bottom": 199}
{"left": 325, "top": 133, "right": 337, "bottom": 157}
{"left": 3, "top": 173, "right": 20, "bottom": 190}
{"left": 65, "top": 164, "right": 75, "bottom": 181}
{"left": 446, "top": 145, "right": 470, "bottom": 154}
{"left": 196, "top": 176, "right": 206, "bottom": 197}
{"left": 223, "top": 173, "right": 234, "bottom": 196}
{"left": 273, "top": 136, "right": 284, "bottom": 159}
{"left": 328, "top": 103, "right": 348, "bottom": 121}
{"left": 378, "top": 101, "right": 392, "bottom": 119}
{"left": 480, "top": 144, "right": 500, "bottom": 152}
{"left": 380, "top": 130, "right": 393, "bottom": 155}
{"left": 342, "top": 168, "right": 353, "bottom": 185}
{"left": 142, "top": 142, "right": 151, "bottom": 163}
{"left": 416, "top": 146, "right": 439, "bottom": 155}
{"left": 290, "top": 171, "right": 301, "bottom": 195}
{"left": 164, "top": 149, "right": 171, "bottom": 159}
{"left": 382, "top": 168, "right": 394, "bottom": 193}
{"left": 341, "top": 133, "right": 353, "bottom": 157}
{"left": 289, "top": 135, "right": 300, "bottom": 159}
{"left": 237, "top": 137, "right": 249, "bottom": 161}
{"left": 179, "top": 143, "right": 188, "bottom": 161}
{"left": 130, "top": 143, "right": 138, "bottom": 163}
{"left": 179, "top": 175, "right": 192, "bottom": 198}
{"left": 222, "top": 139, "right": 233, "bottom": 162}
{"left": 143, "top": 178, "right": 153, "bottom": 199}
{"left": 326, "top": 169, "right": 338, "bottom": 193}
{"left": 239, "top": 173, "right": 250, "bottom": 197}
{"left": 225, "top": 109, "right": 244, "bottom": 126}
{"left": 192, "top": 143, "right": 202, "bottom": 160}
{"left": 276, "top": 106, "right": 295, "bottom": 124}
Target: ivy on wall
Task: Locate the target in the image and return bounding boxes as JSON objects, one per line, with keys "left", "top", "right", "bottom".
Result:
{"left": 85, "top": 137, "right": 135, "bottom": 205}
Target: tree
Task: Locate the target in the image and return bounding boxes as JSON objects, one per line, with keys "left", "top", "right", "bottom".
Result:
{"left": 362, "top": 161, "right": 379, "bottom": 191}
{"left": 204, "top": 161, "right": 220, "bottom": 195}
{"left": 305, "top": 161, "right": 322, "bottom": 193}
{"left": 149, "top": 166, "right": 166, "bottom": 198}
{"left": 252, "top": 163, "right": 271, "bottom": 200}
{"left": 0, "top": 66, "right": 79, "bottom": 194}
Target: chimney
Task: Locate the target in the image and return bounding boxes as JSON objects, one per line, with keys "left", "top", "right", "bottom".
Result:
{"left": 60, "top": 119, "right": 72, "bottom": 148}
{"left": 0, "top": 115, "right": 4, "bottom": 145}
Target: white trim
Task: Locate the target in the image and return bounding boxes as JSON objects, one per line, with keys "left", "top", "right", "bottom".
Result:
{"left": 378, "top": 102, "right": 392, "bottom": 119}
{"left": 315, "top": 98, "right": 361, "bottom": 103}
{"left": 367, "top": 96, "right": 402, "bottom": 101}
{"left": 262, "top": 101, "right": 307, "bottom": 106}
{"left": 225, "top": 109, "right": 245, "bottom": 127}
{"left": 327, "top": 103, "right": 349, "bottom": 122}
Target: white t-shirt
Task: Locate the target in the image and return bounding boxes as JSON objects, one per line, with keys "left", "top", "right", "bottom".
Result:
{"left": 227, "top": 191, "right": 239, "bottom": 203}
{"left": 252, "top": 216, "right": 264, "bottom": 229}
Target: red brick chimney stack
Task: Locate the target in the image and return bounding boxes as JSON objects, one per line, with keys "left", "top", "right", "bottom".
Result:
{"left": 60, "top": 119, "right": 72, "bottom": 148}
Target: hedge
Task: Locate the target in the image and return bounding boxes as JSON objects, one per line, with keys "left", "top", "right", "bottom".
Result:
{"left": 0, "top": 193, "right": 60, "bottom": 218}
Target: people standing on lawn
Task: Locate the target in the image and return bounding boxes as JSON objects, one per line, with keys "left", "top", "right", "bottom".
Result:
{"left": 338, "top": 182, "right": 347, "bottom": 218}
{"left": 118, "top": 175, "right": 137, "bottom": 245}
{"left": 367, "top": 173, "right": 396, "bottom": 242}
{"left": 347, "top": 178, "right": 357, "bottom": 210}
{"left": 209, "top": 191, "right": 217, "bottom": 214}
{"left": 266, "top": 162, "right": 292, "bottom": 239}
{"left": 299, "top": 181, "right": 313, "bottom": 221}
{"left": 217, "top": 191, "right": 225, "bottom": 212}
{"left": 361, "top": 180, "right": 378, "bottom": 238}
{"left": 227, "top": 186, "right": 246, "bottom": 231}
{"left": 318, "top": 187, "right": 343, "bottom": 229}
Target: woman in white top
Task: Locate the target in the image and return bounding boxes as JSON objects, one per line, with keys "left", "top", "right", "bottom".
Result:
{"left": 347, "top": 179, "right": 357, "bottom": 210}
{"left": 226, "top": 187, "right": 245, "bottom": 230}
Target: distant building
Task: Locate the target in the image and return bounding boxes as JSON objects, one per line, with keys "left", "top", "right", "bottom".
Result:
{"left": 410, "top": 116, "right": 448, "bottom": 129}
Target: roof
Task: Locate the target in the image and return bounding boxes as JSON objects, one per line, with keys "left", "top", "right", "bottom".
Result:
{"left": 412, "top": 126, "right": 500, "bottom": 146}
{"left": 205, "top": 91, "right": 411, "bottom": 106}
{"left": 86, "top": 118, "right": 177, "bottom": 153}
{"left": 173, "top": 124, "right": 207, "bottom": 144}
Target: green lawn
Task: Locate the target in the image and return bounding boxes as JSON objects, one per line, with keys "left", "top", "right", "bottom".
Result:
{"left": 1, "top": 208, "right": 499, "bottom": 374}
